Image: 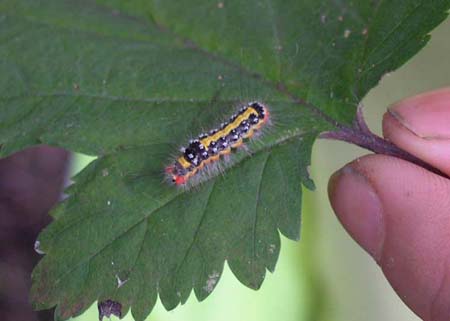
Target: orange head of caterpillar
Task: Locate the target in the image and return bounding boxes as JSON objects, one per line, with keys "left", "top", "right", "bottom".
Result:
{"left": 165, "top": 165, "right": 187, "bottom": 186}
{"left": 174, "top": 175, "right": 186, "bottom": 185}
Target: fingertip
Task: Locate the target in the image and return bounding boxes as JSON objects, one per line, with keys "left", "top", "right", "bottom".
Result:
{"left": 382, "top": 87, "right": 450, "bottom": 176}
{"left": 329, "top": 154, "right": 450, "bottom": 320}
{"left": 328, "top": 163, "right": 385, "bottom": 261}
{"left": 387, "top": 87, "right": 450, "bottom": 139}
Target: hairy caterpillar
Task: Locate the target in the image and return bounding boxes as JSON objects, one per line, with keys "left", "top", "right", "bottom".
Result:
{"left": 165, "top": 101, "right": 270, "bottom": 186}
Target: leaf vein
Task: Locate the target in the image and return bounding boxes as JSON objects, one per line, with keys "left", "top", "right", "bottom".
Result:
{"left": 173, "top": 181, "right": 216, "bottom": 286}
{"left": 251, "top": 152, "right": 271, "bottom": 269}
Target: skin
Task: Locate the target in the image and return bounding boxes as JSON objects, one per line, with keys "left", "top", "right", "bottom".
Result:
{"left": 328, "top": 87, "right": 450, "bottom": 321}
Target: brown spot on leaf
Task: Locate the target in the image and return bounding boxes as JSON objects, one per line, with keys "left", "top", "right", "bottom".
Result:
{"left": 98, "top": 300, "right": 122, "bottom": 321}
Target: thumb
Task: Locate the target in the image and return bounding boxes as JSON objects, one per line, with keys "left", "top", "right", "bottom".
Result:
{"left": 329, "top": 154, "right": 450, "bottom": 321}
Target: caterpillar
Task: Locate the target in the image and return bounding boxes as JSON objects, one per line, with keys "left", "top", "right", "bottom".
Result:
{"left": 165, "top": 101, "right": 270, "bottom": 186}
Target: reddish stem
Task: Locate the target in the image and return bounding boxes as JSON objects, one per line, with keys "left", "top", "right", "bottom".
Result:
{"left": 319, "top": 105, "right": 448, "bottom": 178}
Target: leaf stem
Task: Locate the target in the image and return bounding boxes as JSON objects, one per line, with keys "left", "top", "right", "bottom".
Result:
{"left": 319, "top": 105, "right": 448, "bottom": 178}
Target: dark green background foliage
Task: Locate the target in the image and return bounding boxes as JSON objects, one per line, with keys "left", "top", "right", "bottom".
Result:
{"left": 0, "top": 1, "right": 448, "bottom": 320}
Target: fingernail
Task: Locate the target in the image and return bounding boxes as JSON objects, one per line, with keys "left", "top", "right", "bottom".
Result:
{"left": 388, "top": 87, "right": 450, "bottom": 139}
{"left": 328, "top": 165, "right": 384, "bottom": 261}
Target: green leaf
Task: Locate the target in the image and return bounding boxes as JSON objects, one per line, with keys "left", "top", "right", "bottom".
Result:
{"left": 0, "top": 0, "right": 448, "bottom": 320}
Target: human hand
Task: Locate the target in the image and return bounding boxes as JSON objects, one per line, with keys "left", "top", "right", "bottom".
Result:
{"left": 328, "top": 88, "right": 450, "bottom": 321}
